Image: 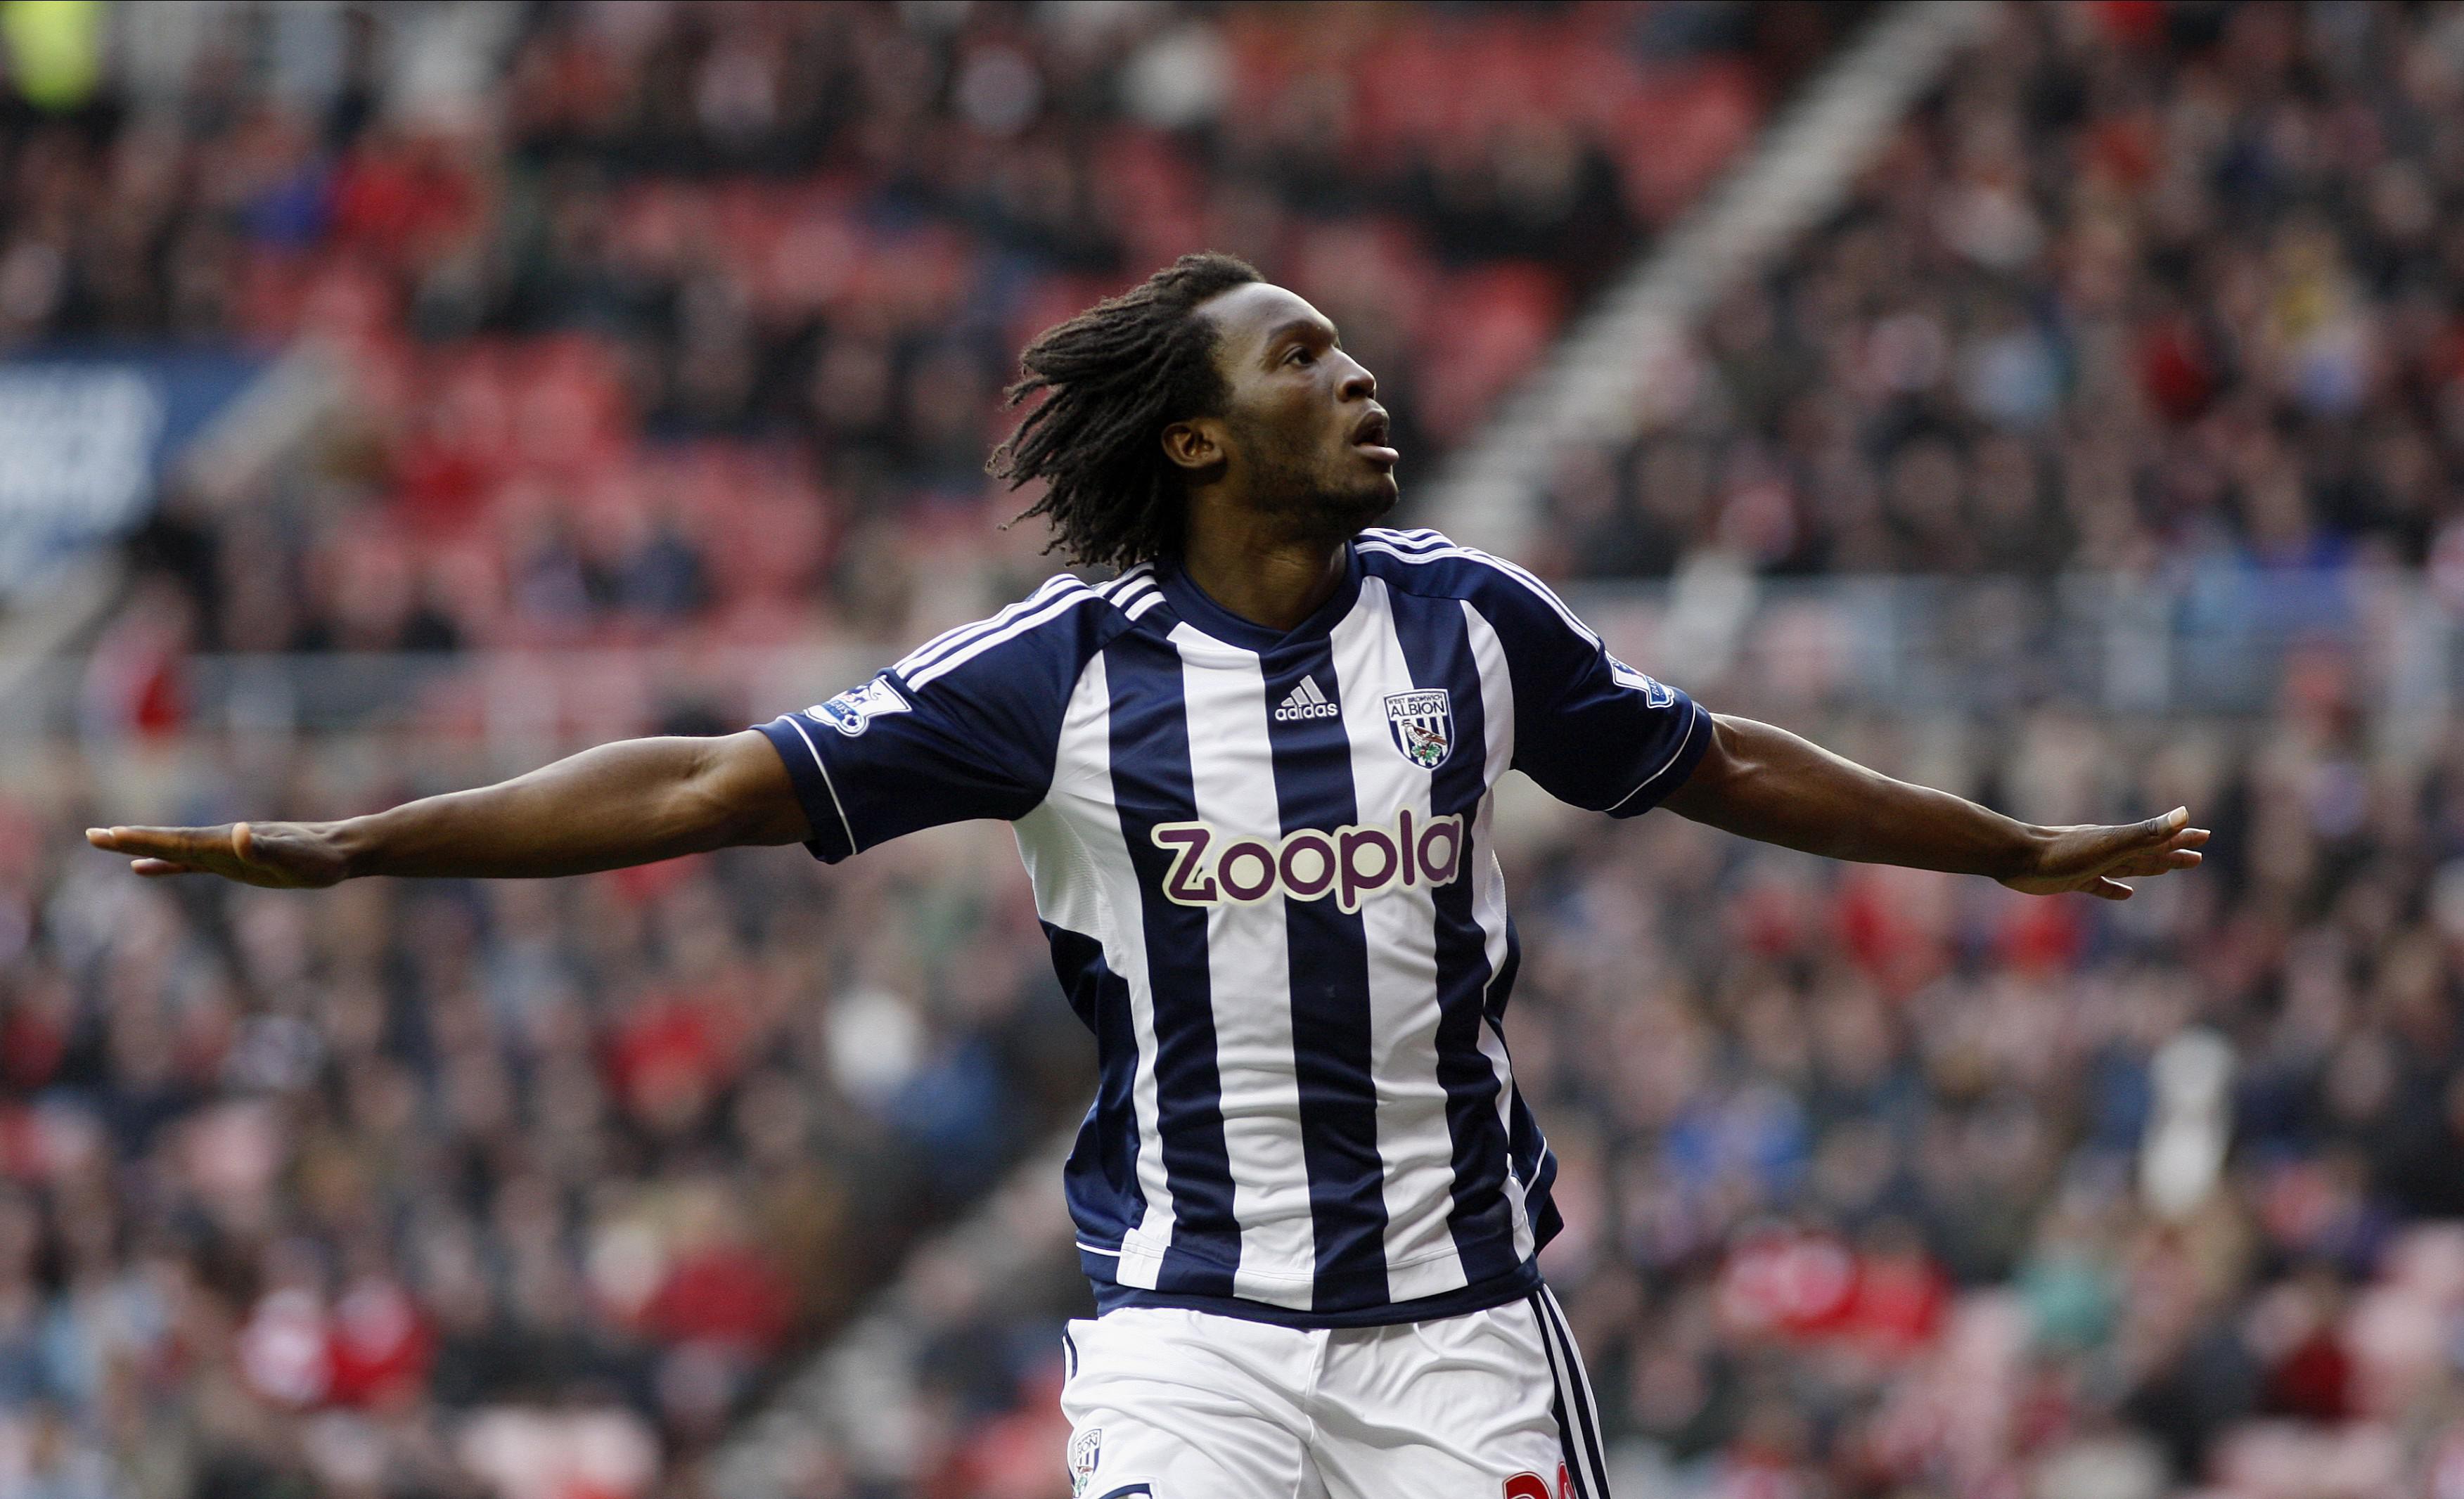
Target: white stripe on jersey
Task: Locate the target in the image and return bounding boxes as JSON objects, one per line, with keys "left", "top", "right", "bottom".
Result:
{"left": 1463, "top": 599, "right": 1539, "bottom": 1261}
{"left": 1331, "top": 578, "right": 1472, "bottom": 1301}
{"left": 1099, "top": 566, "right": 1159, "bottom": 613}
{"left": 1172, "top": 624, "right": 1318, "bottom": 1307}
{"left": 1096, "top": 564, "right": 1156, "bottom": 599}
{"left": 1015, "top": 652, "right": 1179, "bottom": 1287}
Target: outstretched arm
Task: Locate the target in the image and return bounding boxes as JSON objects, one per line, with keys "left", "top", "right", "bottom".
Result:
{"left": 85, "top": 731, "right": 809, "bottom": 888}
{"left": 1659, "top": 714, "right": 2206, "bottom": 900}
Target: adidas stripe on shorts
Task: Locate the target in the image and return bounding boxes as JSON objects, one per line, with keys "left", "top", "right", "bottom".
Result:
{"left": 1059, "top": 1289, "right": 1614, "bottom": 1499}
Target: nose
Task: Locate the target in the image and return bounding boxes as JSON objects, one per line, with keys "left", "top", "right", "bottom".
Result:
{"left": 1338, "top": 355, "right": 1376, "bottom": 403}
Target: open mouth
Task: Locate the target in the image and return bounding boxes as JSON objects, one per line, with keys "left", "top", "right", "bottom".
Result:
{"left": 1352, "top": 409, "right": 1398, "bottom": 465}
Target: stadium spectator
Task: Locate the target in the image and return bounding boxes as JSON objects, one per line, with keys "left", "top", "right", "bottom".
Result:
{"left": 17, "top": 4, "right": 2464, "bottom": 1498}
{"left": 1540, "top": 2, "right": 2464, "bottom": 588}
{"left": 0, "top": 1, "right": 1833, "bottom": 656}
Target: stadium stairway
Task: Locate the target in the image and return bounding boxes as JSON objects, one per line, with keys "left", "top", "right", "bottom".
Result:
{"left": 1418, "top": 0, "right": 1998, "bottom": 559}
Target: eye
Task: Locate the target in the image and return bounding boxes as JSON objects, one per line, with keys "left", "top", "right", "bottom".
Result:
{"left": 1285, "top": 346, "right": 1315, "bottom": 367}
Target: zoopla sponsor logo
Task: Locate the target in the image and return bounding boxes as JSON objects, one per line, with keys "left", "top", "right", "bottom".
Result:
{"left": 1150, "top": 811, "right": 1464, "bottom": 912}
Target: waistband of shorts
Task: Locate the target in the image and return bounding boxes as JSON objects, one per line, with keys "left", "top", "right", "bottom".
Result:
{"left": 1085, "top": 1258, "right": 1542, "bottom": 1330}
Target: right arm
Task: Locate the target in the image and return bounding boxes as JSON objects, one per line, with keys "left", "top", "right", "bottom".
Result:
{"left": 86, "top": 731, "right": 809, "bottom": 887}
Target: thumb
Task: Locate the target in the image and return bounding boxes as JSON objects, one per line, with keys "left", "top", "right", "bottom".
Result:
{"left": 2119, "top": 806, "right": 2189, "bottom": 849}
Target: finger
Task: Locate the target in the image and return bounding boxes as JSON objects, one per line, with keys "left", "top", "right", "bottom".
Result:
{"left": 92, "top": 825, "right": 224, "bottom": 860}
{"left": 131, "top": 858, "right": 196, "bottom": 877}
{"left": 2088, "top": 876, "right": 2133, "bottom": 900}
{"left": 2111, "top": 849, "right": 2202, "bottom": 877}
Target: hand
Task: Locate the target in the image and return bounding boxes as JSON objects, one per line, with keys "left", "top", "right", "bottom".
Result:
{"left": 85, "top": 822, "right": 352, "bottom": 889}
{"left": 1998, "top": 806, "right": 2208, "bottom": 901}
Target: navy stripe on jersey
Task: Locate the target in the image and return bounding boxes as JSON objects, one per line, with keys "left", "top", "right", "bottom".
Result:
{"left": 1389, "top": 592, "right": 1522, "bottom": 1285}
{"left": 1103, "top": 633, "right": 1242, "bottom": 1295}
{"left": 1491, "top": 917, "right": 1565, "bottom": 1247}
{"left": 1045, "top": 922, "right": 1141, "bottom": 1254}
{"left": 1258, "top": 648, "right": 1391, "bottom": 1308}
{"left": 764, "top": 532, "right": 1702, "bottom": 1326}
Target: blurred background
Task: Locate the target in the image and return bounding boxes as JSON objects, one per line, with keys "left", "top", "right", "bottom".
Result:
{"left": 3, "top": 2, "right": 2463, "bottom": 1496}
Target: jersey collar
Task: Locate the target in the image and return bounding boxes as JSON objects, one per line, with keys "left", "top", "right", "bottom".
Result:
{"left": 1155, "top": 541, "right": 1364, "bottom": 655}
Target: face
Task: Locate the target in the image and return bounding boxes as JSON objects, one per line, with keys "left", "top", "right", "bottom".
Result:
{"left": 1167, "top": 281, "right": 1398, "bottom": 537}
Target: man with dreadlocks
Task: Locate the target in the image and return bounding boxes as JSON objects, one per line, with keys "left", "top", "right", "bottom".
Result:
{"left": 90, "top": 254, "right": 2205, "bottom": 1495}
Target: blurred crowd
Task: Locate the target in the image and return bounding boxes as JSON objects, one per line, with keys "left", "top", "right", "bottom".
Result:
{"left": 0, "top": 0, "right": 1850, "bottom": 660}
{"left": 0, "top": 749, "right": 1086, "bottom": 1499}
{"left": 27, "top": 668, "right": 2464, "bottom": 1498}
{"left": 18, "top": 4, "right": 2464, "bottom": 1499}
{"left": 860, "top": 678, "right": 2464, "bottom": 1499}
{"left": 1539, "top": 1, "right": 2464, "bottom": 586}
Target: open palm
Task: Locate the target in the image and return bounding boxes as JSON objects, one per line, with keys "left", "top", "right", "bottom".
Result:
{"left": 1998, "top": 806, "right": 2208, "bottom": 901}
{"left": 85, "top": 822, "right": 350, "bottom": 888}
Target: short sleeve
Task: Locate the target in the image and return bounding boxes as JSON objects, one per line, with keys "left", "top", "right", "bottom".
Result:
{"left": 1478, "top": 570, "right": 1709, "bottom": 816}
{"left": 755, "top": 589, "right": 1098, "bottom": 861}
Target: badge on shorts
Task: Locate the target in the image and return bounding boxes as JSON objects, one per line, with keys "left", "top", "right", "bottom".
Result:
{"left": 1068, "top": 1428, "right": 1101, "bottom": 1495}
{"left": 1384, "top": 689, "right": 1453, "bottom": 771}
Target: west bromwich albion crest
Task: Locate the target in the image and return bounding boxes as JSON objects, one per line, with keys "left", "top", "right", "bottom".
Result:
{"left": 1383, "top": 689, "right": 1453, "bottom": 770}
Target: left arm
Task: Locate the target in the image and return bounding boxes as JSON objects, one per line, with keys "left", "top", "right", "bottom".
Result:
{"left": 1658, "top": 713, "right": 2207, "bottom": 900}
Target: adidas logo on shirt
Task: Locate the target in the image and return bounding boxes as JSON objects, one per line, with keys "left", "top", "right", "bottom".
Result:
{"left": 1273, "top": 676, "right": 1340, "bottom": 722}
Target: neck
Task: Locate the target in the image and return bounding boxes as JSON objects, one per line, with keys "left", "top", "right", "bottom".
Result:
{"left": 1179, "top": 501, "right": 1349, "bottom": 632}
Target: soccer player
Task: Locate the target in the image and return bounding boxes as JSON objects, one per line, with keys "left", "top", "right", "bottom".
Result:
{"left": 89, "top": 254, "right": 2205, "bottom": 1498}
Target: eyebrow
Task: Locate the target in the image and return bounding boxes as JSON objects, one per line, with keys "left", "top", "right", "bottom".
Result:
{"left": 1263, "top": 317, "right": 1341, "bottom": 352}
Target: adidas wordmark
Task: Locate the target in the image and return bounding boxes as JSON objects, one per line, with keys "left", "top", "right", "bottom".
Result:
{"left": 1273, "top": 676, "right": 1340, "bottom": 722}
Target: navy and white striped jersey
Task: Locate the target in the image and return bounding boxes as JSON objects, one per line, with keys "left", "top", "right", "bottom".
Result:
{"left": 756, "top": 528, "right": 1709, "bottom": 1327}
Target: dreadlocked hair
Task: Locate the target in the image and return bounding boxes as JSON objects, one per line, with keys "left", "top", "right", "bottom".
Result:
{"left": 988, "top": 252, "right": 1262, "bottom": 572}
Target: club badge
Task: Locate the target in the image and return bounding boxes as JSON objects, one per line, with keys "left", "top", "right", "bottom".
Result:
{"left": 1068, "top": 1428, "right": 1102, "bottom": 1495}
{"left": 1383, "top": 689, "right": 1454, "bottom": 771}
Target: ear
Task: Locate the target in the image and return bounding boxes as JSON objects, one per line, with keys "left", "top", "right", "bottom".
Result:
{"left": 1160, "top": 417, "right": 1224, "bottom": 474}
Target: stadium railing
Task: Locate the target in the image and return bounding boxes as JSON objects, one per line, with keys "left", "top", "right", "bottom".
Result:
{"left": 11, "top": 569, "right": 2450, "bottom": 752}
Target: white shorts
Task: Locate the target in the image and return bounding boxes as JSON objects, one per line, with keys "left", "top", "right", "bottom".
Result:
{"left": 1058, "top": 1287, "right": 1614, "bottom": 1499}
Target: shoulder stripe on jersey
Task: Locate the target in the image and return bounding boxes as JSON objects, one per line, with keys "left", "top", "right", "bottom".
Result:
{"left": 1360, "top": 527, "right": 1450, "bottom": 553}
{"left": 897, "top": 568, "right": 1160, "bottom": 683}
{"left": 906, "top": 586, "right": 1105, "bottom": 689}
{"left": 1108, "top": 578, "right": 1161, "bottom": 615}
{"left": 896, "top": 574, "right": 1085, "bottom": 676}
{"left": 1123, "top": 588, "right": 1169, "bottom": 621}
{"left": 900, "top": 572, "right": 1082, "bottom": 668}
{"left": 777, "top": 711, "right": 859, "bottom": 854}
{"left": 1096, "top": 563, "right": 1156, "bottom": 600}
{"left": 1353, "top": 540, "right": 1603, "bottom": 648}
{"left": 1604, "top": 699, "right": 1707, "bottom": 813}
